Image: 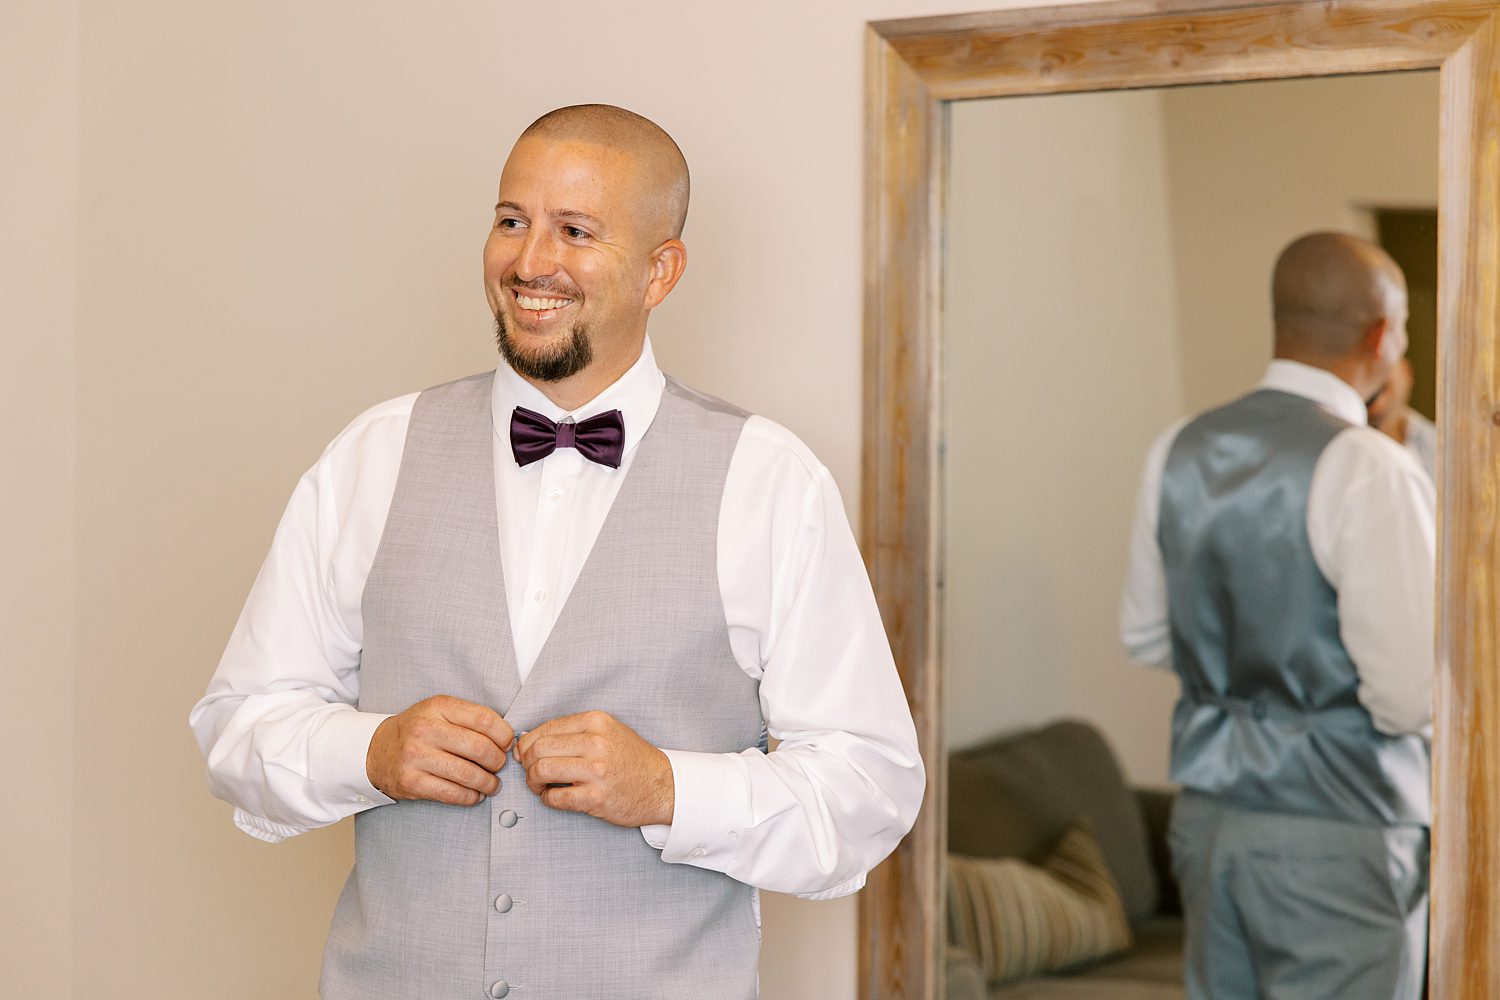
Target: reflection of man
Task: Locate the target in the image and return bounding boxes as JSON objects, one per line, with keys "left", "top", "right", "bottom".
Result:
{"left": 1368, "top": 356, "right": 1438, "bottom": 480}
{"left": 1120, "top": 232, "right": 1434, "bottom": 1000}
{"left": 189, "top": 104, "right": 924, "bottom": 999}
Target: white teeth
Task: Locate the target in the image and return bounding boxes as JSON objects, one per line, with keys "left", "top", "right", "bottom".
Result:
{"left": 516, "top": 293, "right": 572, "bottom": 311}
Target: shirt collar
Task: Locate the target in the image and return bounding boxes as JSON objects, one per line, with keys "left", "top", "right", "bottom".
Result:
{"left": 1257, "top": 359, "right": 1369, "bottom": 427}
{"left": 491, "top": 336, "right": 665, "bottom": 467}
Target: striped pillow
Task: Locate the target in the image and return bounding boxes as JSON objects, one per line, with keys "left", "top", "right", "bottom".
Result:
{"left": 947, "top": 824, "right": 1133, "bottom": 984}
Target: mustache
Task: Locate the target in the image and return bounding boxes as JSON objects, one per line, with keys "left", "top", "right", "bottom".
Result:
{"left": 505, "top": 275, "right": 582, "bottom": 299}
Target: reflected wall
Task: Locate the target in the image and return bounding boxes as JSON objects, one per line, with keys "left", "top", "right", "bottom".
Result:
{"left": 942, "top": 71, "right": 1439, "bottom": 780}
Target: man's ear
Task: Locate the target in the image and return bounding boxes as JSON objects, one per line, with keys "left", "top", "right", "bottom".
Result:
{"left": 643, "top": 240, "right": 687, "bottom": 311}
{"left": 1362, "top": 316, "right": 1396, "bottom": 362}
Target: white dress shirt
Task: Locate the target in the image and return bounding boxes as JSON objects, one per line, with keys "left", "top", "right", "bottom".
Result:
{"left": 190, "top": 338, "right": 924, "bottom": 899}
{"left": 1402, "top": 408, "right": 1438, "bottom": 482}
{"left": 1120, "top": 360, "right": 1436, "bottom": 736}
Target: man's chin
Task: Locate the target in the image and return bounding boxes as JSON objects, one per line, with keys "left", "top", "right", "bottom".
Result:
{"left": 494, "top": 314, "right": 593, "bottom": 383}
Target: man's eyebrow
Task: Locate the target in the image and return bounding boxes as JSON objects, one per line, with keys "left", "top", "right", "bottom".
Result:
{"left": 494, "top": 201, "right": 604, "bottom": 229}
{"left": 554, "top": 208, "right": 605, "bottom": 228}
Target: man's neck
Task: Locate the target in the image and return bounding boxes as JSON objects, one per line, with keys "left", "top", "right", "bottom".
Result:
{"left": 522, "top": 339, "right": 647, "bottom": 412}
{"left": 1273, "top": 350, "right": 1375, "bottom": 401}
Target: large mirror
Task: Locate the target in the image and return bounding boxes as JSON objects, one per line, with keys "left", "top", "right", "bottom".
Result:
{"left": 942, "top": 70, "right": 1436, "bottom": 999}
{"left": 859, "top": 3, "right": 1500, "bottom": 999}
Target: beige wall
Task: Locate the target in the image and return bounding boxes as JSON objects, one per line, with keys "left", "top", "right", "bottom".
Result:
{"left": 1, "top": 2, "right": 77, "bottom": 996}
{"left": 943, "top": 91, "right": 1184, "bottom": 782}
{"left": 1162, "top": 72, "right": 1439, "bottom": 412}
{"left": 3, "top": 2, "right": 1088, "bottom": 998}
{"left": 6, "top": 6, "right": 1443, "bottom": 996}
{"left": 941, "top": 72, "right": 1438, "bottom": 788}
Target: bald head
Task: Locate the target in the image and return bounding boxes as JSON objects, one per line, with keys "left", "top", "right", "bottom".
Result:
{"left": 1272, "top": 231, "right": 1406, "bottom": 360}
{"left": 519, "top": 104, "right": 690, "bottom": 242}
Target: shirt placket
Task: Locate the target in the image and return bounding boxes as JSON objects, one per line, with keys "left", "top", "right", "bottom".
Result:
{"left": 513, "top": 446, "right": 583, "bottom": 678}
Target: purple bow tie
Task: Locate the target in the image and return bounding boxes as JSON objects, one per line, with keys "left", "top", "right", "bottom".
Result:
{"left": 510, "top": 406, "right": 625, "bottom": 469}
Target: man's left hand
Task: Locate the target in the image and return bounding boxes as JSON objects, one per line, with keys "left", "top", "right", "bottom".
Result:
{"left": 515, "top": 710, "right": 675, "bottom": 828}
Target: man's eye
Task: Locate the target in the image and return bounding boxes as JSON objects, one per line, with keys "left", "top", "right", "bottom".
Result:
{"left": 496, "top": 217, "right": 524, "bottom": 231}
{"left": 562, "top": 226, "right": 590, "bottom": 240}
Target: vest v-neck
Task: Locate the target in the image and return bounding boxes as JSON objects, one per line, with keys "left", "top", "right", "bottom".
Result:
{"left": 491, "top": 385, "right": 661, "bottom": 715}
{"left": 341, "top": 369, "right": 765, "bottom": 999}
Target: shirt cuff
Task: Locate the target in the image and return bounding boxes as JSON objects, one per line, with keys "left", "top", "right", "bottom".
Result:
{"left": 307, "top": 707, "right": 397, "bottom": 810}
{"left": 653, "top": 748, "right": 751, "bottom": 869}
{"left": 232, "top": 809, "right": 305, "bottom": 844}
{"left": 795, "top": 872, "right": 867, "bottom": 900}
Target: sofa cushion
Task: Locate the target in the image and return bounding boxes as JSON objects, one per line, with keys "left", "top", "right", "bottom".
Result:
{"left": 948, "top": 719, "right": 1160, "bottom": 921}
{"left": 989, "top": 977, "right": 1185, "bottom": 1000}
{"left": 948, "top": 824, "right": 1133, "bottom": 986}
{"left": 1088, "top": 915, "right": 1183, "bottom": 984}
{"left": 947, "top": 945, "right": 989, "bottom": 1000}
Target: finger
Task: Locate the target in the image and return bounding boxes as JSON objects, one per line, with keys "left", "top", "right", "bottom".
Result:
{"left": 523, "top": 755, "right": 597, "bottom": 794}
{"left": 411, "top": 749, "right": 498, "bottom": 797}
{"left": 540, "top": 782, "right": 599, "bottom": 815}
{"left": 518, "top": 710, "right": 612, "bottom": 757}
{"left": 435, "top": 697, "right": 515, "bottom": 751}
{"left": 429, "top": 721, "right": 508, "bottom": 772}
{"left": 517, "top": 732, "right": 602, "bottom": 768}
{"left": 405, "top": 771, "right": 489, "bottom": 807}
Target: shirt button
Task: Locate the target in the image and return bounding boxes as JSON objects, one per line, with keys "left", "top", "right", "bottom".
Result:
{"left": 489, "top": 981, "right": 511, "bottom": 999}
{"left": 691, "top": 848, "right": 706, "bottom": 859}
{"left": 494, "top": 893, "right": 514, "bottom": 913}
{"left": 548, "top": 487, "right": 564, "bottom": 502}
{"left": 534, "top": 588, "right": 549, "bottom": 604}
{"left": 498, "top": 810, "right": 520, "bottom": 828}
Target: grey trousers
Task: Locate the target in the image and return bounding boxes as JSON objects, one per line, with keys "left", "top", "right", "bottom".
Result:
{"left": 1168, "top": 791, "right": 1428, "bottom": 1000}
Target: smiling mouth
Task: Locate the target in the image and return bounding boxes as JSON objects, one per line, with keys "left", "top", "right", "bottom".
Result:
{"left": 513, "top": 290, "right": 576, "bottom": 314}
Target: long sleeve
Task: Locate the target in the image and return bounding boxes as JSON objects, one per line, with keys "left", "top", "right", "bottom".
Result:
{"left": 1308, "top": 429, "right": 1436, "bottom": 736}
{"left": 1119, "top": 419, "right": 1187, "bottom": 668}
{"left": 187, "top": 398, "right": 414, "bottom": 841}
{"left": 192, "top": 364, "right": 925, "bottom": 880}
{"left": 642, "top": 417, "right": 926, "bottom": 898}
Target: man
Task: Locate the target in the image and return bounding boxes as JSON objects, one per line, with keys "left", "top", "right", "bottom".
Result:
{"left": 1120, "top": 232, "right": 1434, "bottom": 1000}
{"left": 190, "top": 105, "right": 924, "bottom": 1000}
{"left": 1369, "top": 355, "right": 1438, "bottom": 481}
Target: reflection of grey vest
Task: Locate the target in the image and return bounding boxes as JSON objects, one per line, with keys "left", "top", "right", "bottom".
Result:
{"left": 320, "top": 372, "right": 765, "bottom": 999}
{"left": 1159, "top": 389, "right": 1429, "bottom": 827}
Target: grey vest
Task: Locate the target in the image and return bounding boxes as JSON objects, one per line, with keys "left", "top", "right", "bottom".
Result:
{"left": 1159, "top": 389, "right": 1429, "bottom": 827}
{"left": 321, "top": 372, "right": 766, "bottom": 999}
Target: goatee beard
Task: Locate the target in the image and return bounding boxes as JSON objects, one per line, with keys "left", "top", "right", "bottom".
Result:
{"left": 494, "top": 313, "right": 594, "bottom": 382}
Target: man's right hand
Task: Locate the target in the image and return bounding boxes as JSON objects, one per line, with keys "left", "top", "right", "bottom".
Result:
{"left": 366, "top": 695, "right": 515, "bottom": 806}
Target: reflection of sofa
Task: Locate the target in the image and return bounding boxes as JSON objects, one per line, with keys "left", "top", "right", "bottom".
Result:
{"left": 945, "top": 719, "right": 1184, "bottom": 1000}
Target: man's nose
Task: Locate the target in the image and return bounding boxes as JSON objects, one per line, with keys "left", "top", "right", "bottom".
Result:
{"left": 512, "top": 228, "right": 557, "bottom": 282}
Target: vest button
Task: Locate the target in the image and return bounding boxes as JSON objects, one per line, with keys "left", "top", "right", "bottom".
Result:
{"left": 488, "top": 981, "right": 510, "bottom": 999}
{"left": 498, "top": 809, "right": 520, "bottom": 828}
{"left": 494, "top": 893, "right": 514, "bottom": 913}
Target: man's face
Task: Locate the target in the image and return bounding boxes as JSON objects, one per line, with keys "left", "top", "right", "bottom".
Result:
{"left": 1375, "top": 288, "right": 1411, "bottom": 390}
{"left": 483, "top": 136, "right": 661, "bottom": 384}
{"left": 1368, "top": 357, "right": 1414, "bottom": 426}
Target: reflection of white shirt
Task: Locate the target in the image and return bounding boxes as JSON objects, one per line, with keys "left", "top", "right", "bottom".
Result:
{"left": 189, "top": 338, "right": 924, "bottom": 899}
{"left": 1402, "top": 409, "right": 1437, "bottom": 482}
{"left": 1119, "top": 360, "right": 1436, "bottom": 736}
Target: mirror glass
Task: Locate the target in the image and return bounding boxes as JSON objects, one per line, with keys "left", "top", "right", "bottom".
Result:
{"left": 940, "top": 69, "right": 1438, "bottom": 992}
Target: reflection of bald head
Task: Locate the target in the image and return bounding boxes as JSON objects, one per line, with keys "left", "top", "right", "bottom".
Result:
{"left": 520, "top": 104, "right": 690, "bottom": 242}
{"left": 1272, "top": 231, "right": 1406, "bottom": 359}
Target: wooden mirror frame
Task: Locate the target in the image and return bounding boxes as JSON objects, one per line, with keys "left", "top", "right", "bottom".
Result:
{"left": 859, "top": 1, "right": 1500, "bottom": 996}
